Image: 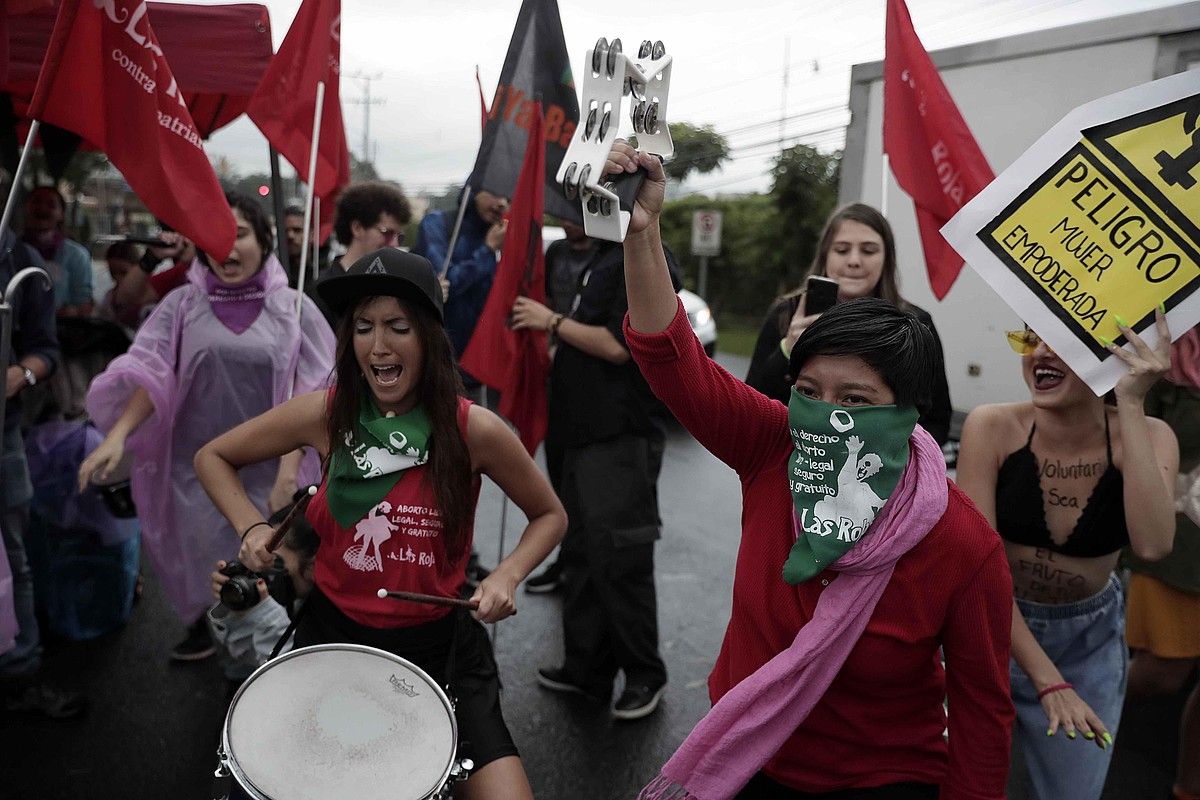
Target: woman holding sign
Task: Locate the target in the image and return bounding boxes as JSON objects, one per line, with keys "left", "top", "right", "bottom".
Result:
{"left": 609, "top": 141, "right": 1014, "bottom": 800}
{"left": 956, "top": 319, "right": 1178, "bottom": 800}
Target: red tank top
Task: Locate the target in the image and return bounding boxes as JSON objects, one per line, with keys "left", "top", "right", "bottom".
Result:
{"left": 307, "top": 397, "right": 480, "bottom": 627}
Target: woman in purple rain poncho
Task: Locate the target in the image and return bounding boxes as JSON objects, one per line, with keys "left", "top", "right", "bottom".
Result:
{"left": 77, "top": 192, "right": 335, "bottom": 660}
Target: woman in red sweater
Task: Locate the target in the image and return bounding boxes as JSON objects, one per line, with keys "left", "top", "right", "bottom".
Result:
{"left": 608, "top": 143, "right": 1014, "bottom": 800}
{"left": 194, "top": 248, "right": 566, "bottom": 800}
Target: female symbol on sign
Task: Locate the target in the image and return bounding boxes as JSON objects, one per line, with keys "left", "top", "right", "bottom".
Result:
{"left": 1154, "top": 105, "right": 1200, "bottom": 190}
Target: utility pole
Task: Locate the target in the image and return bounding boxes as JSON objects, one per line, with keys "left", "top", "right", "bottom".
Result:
{"left": 345, "top": 71, "right": 385, "bottom": 165}
{"left": 779, "top": 37, "right": 790, "bottom": 147}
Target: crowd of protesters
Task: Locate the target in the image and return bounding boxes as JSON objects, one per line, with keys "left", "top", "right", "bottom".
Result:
{"left": 0, "top": 146, "right": 1196, "bottom": 800}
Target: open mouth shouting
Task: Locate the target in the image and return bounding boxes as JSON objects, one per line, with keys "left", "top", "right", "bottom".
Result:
{"left": 370, "top": 363, "right": 403, "bottom": 387}
{"left": 1031, "top": 361, "right": 1066, "bottom": 391}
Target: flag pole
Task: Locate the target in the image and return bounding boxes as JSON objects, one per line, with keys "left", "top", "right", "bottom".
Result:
{"left": 880, "top": 152, "right": 890, "bottom": 218}
{"left": 289, "top": 81, "right": 325, "bottom": 399}
{"left": 439, "top": 184, "right": 472, "bottom": 279}
{"left": 0, "top": 120, "right": 40, "bottom": 241}
{"left": 294, "top": 81, "right": 325, "bottom": 321}
{"left": 269, "top": 145, "right": 291, "bottom": 281}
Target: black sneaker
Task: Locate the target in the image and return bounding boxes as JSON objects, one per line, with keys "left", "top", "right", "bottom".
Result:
{"left": 613, "top": 682, "right": 666, "bottom": 721}
{"left": 535, "top": 666, "right": 608, "bottom": 703}
{"left": 525, "top": 562, "right": 562, "bottom": 594}
{"left": 170, "top": 619, "right": 215, "bottom": 662}
{"left": 2, "top": 680, "right": 88, "bottom": 719}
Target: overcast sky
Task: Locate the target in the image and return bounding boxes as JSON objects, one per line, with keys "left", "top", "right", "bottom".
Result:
{"left": 183, "top": 0, "right": 1184, "bottom": 198}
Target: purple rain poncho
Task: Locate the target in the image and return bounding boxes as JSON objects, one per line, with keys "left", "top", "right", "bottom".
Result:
{"left": 86, "top": 255, "right": 335, "bottom": 624}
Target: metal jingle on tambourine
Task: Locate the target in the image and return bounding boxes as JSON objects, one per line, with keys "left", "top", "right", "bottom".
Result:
{"left": 631, "top": 100, "right": 647, "bottom": 134}
{"left": 562, "top": 162, "right": 578, "bottom": 200}
{"left": 644, "top": 102, "right": 659, "bottom": 135}
{"left": 584, "top": 102, "right": 598, "bottom": 140}
{"left": 592, "top": 38, "right": 608, "bottom": 74}
{"left": 606, "top": 38, "right": 622, "bottom": 78}
{"left": 652, "top": 40, "right": 666, "bottom": 60}
{"left": 598, "top": 106, "right": 612, "bottom": 141}
{"left": 639, "top": 40, "right": 653, "bottom": 59}
{"left": 586, "top": 194, "right": 601, "bottom": 215}
{"left": 599, "top": 182, "right": 615, "bottom": 216}
{"left": 576, "top": 163, "right": 592, "bottom": 195}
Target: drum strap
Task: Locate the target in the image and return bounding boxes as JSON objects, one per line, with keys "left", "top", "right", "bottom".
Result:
{"left": 269, "top": 600, "right": 310, "bottom": 661}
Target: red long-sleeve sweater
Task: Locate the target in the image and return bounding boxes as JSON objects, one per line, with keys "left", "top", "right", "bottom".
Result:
{"left": 625, "top": 301, "right": 1014, "bottom": 799}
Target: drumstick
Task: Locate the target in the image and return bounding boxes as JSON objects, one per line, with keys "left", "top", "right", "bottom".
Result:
{"left": 265, "top": 485, "right": 319, "bottom": 553}
{"left": 376, "top": 588, "right": 480, "bottom": 610}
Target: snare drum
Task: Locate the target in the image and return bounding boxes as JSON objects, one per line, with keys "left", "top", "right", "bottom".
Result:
{"left": 216, "top": 644, "right": 469, "bottom": 800}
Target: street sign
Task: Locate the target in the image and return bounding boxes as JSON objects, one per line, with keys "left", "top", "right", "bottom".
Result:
{"left": 691, "top": 210, "right": 722, "bottom": 257}
{"left": 942, "top": 69, "right": 1200, "bottom": 395}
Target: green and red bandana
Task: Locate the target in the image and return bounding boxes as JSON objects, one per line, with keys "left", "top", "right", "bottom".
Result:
{"left": 783, "top": 389, "right": 918, "bottom": 584}
{"left": 327, "top": 400, "right": 431, "bottom": 528}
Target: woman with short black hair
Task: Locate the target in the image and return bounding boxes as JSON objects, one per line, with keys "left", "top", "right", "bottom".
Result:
{"left": 608, "top": 142, "right": 1014, "bottom": 800}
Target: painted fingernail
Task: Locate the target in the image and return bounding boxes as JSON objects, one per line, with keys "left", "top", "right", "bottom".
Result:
{"left": 1046, "top": 728, "right": 1055, "bottom": 737}
{"left": 1084, "top": 731, "right": 1095, "bottom": 740}
{"left": 1099, "top": 337, "right": 1113, "bottom": 348}
{"left": 1158, "top": 301, "right": 1166, "bottom": 314}
{"left": 1102, "top": 732, "right": 1113, "bottom": 745}
{"left": 1114, "top": 314, "right": 1129, "bottom": 328}
{"left": 1066, "top": 730, "right": 1076, "bottom": 739}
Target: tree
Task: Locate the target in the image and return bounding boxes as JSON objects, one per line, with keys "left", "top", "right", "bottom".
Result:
{"left": 662, "top": 122, "right": 730, "bottom": 184}
{"left": 769, "top": 145, "right": 841, "bottom": 290}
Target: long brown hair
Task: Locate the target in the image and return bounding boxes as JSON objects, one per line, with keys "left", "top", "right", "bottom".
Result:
{"left": 326, "top": 296, "right": 471, "bottom": 568}
{"left": 775, "top": 203, "right": 905, "bottom": 335}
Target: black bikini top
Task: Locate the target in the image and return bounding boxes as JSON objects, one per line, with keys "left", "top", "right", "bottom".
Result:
{"left": 994, "top": 416, "right": 1129, "bottom": 558}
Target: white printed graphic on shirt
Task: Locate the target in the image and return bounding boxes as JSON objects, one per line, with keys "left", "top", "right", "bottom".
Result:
{"left": 342, "top": 500, "right": 445, "bottom": 572}
{"left": 343, "top": 501, "right": 398, "bottom": 572}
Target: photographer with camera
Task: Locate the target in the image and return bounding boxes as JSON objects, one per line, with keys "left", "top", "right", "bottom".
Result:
{"left": 207, "top": 500, "right": 319, "bottom": 691}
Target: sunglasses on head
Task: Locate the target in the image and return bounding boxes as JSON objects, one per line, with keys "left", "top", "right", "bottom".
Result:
{"left": 1005, "top": 329, "right": 1052, "bottom": 356}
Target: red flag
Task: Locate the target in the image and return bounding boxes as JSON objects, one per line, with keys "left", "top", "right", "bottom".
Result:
{"left": 883, "top": 0, "right": 994, "bottom": 300}
{"left": 461, "top": 104, "right": 548, "bottom": 455}
{"left": 27, "top": 0, "right": 234, "bottom": 259}
{"left": 476, "top": 65, "right": 488, "bottom": 132}
{"left": 247, "top": 0, "right": 350, "bottom": 201}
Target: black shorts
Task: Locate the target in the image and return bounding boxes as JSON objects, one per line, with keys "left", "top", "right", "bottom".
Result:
{"left": 293, "top": 587, "right": 519, "bottom": 770}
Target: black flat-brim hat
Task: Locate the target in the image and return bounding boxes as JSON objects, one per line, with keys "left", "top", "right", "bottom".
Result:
{"left": 316, "top": 248, "right": 444, "bottom": 322}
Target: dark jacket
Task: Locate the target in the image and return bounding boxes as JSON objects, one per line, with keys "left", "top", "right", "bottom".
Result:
{"left": 0, "top": 228, "right": 60, "bottom": 430}
{"left": 744, "top": 294, "right": 952, "bottom": 446}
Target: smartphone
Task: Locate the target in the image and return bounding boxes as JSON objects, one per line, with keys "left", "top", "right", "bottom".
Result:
{"left": 804, "top": 276, "right": 840, "bottom": 316}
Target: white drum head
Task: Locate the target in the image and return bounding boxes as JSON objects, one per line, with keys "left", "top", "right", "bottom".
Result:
{"left": 223, "top": 644, "right": 457, "bottom": 800}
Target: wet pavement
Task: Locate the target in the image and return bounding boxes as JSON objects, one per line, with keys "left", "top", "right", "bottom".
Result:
{"left": 1, "top": 351, "right": 1189, "bottom": 799}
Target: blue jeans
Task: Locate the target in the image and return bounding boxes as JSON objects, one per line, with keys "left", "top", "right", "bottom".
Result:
{"left": 1011, "top": 575, "right": 1127, "bottom": 800}
{"left": 0, "top": 426, "right": 38, "bottom": 676}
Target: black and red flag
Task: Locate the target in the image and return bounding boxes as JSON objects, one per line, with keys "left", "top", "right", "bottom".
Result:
{"left": 469, "top": 0, "right": 579, "bottom": 221}
{"left": 461, "top": 104, "right": 549, "bottom": 455}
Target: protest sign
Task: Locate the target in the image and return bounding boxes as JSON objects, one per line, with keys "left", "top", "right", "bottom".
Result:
{"left": 942, "top": 70, "right": 1200, "bottom": 395}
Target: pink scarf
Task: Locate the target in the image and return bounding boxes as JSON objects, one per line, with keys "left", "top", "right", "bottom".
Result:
{"left": 203, "top": 261, "right": 271, "bottom": 334}
{"left": 1168, "top": 327, "right": 1200, "bottom": 389}
{"left": 638, "top": 426, "right": 949, "bottom": 800}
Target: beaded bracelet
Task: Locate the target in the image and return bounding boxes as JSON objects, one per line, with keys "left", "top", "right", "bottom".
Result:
{"left": 240, "top": 521, "right": 272, "bottom": 542}
{"left": 1036, "top": 682, "right": 1074, "bottom": 701}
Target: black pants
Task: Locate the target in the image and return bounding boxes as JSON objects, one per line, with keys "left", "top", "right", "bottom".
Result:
{"left": 735, "top": 773, "right": 939, "bottom": 799}
{"left": 559, "top": 433, "right": 667, "bottom": 696}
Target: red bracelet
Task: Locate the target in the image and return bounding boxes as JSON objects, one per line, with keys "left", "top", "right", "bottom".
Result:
{"left": 1036, "top": 682, "right": 1074, "bottom": 700}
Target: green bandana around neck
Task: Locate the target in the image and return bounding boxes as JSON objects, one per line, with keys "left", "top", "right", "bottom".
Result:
{"left": 783, "top": 388, "right": 919, "bottom": 584}
{"left": 327, "top": 399, "right": 432, "bottom": 528}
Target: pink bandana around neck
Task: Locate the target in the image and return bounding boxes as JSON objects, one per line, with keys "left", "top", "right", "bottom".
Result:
{"left": 637, "top": 425, "right": 949, "bottom": 800}
{"left": 204, "top": 265, "right": 270, "bottom": 334}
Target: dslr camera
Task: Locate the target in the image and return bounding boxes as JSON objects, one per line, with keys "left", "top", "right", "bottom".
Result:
{"left": 218, "top": 556, "right": 291, "bottom": 612}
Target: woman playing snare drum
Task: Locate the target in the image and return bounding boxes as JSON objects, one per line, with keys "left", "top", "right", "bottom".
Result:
{"left": 195, "top": 248, "right": 566, "bottom": 800}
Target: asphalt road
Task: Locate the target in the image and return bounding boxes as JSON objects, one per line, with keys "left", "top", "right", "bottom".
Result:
{"left": 0, "top": 351, "right": 1189, "bottom": 799}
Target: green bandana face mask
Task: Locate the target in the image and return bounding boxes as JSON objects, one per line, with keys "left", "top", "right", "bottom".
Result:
{"left": 783, "top": 388, "right": 919, "bottom": 584}
{"left": 327, "top": 399, "right": 431, "bottom": 528}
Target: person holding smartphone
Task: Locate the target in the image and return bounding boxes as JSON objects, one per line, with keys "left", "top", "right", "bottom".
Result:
{"left": 745, "top": 203, "right": 952, "bottom": 445}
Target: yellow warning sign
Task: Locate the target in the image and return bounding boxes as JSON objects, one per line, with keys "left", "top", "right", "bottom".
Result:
{"left": 978, "top": 94, "right": 1200, "bottom": 358}
{"left": 943, "top": 71, "right": 1200, "bottom": 396}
